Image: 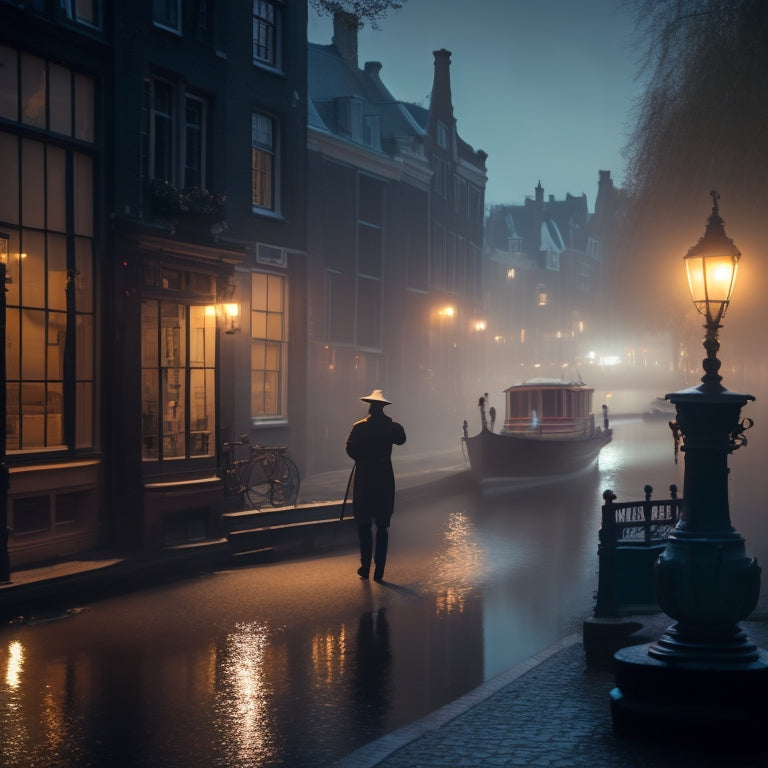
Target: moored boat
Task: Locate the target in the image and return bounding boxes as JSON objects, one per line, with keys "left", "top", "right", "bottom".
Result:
{"left": 462, "top": 379, "right": 612, "bottom": 487}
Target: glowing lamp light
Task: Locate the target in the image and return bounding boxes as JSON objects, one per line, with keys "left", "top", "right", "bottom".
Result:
{"left": 683, "top": 191, "right": 741, "bottom": 390}
{"left": 437, "top": 305, "right": 455, "bottom": 318}
{"left": 684, "top": 190, "right": 740, "bottom": 328}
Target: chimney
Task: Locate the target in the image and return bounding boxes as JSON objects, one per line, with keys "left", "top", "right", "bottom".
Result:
{"left": 364, "top": 61, "right": 383, "bottom": 82}
{"left": 333, "top": 11, "right": 359, "bottom": 68}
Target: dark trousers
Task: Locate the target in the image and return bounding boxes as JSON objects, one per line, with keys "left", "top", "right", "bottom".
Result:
{"left": 357, "top": 517, "right": 389, "bottom": 577}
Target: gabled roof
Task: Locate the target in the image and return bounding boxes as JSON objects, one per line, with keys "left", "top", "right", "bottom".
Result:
{"left": 308, "top": 42, "right": 425, "bottom": 153}
{"left": 485, "top": 187, "right": 589, "bottom": 258}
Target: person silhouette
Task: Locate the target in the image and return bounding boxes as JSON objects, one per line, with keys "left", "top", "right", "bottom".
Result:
{"left": 345, "top": 390, "right": 406, "bottom": 582}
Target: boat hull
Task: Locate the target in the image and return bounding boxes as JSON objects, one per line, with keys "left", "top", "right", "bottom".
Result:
{"left": 463, "top": 428, "right": 612, "bottom": 485}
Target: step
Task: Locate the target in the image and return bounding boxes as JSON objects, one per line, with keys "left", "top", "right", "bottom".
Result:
{"left": 222, "top": 500, "right": 345, "bottom": 533}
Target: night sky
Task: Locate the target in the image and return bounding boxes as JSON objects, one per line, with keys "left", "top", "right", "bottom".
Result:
{"left": 308, "top": 0, "right": 643, "bottom": 210}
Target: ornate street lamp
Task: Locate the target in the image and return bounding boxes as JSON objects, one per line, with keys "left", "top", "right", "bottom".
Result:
{"left": 610, "top": 193, "right": 768, "bottom": 743}
{"left": 0, "top": 231, "right": 10, "bottom": 582}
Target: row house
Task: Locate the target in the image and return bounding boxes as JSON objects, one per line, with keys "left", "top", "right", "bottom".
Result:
{"left": 306, "top": 12, "right": 487, "bottom": 470}
{"left": 483, "top": 179, "right": 608, "bottom": 392}
{"left": 1, "top": 0, "right": 308, "bottom": 566}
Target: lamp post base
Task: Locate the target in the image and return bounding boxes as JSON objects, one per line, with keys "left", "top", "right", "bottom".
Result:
{"left": 611, "top": 642, "right": 768, "bottom": 745}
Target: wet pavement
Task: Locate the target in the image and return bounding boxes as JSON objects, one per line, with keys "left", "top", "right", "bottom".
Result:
{"left": 4, "top": 443, "right": 768, "bottom": 767}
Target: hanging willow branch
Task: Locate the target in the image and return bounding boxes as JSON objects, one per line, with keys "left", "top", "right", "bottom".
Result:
{"left": 308, "top": 0, "right": 408, "bottom": 28}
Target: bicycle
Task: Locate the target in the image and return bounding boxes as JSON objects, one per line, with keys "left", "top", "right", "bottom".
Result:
{"left": 221, "top": 436, "right": 300, "bottom": 509}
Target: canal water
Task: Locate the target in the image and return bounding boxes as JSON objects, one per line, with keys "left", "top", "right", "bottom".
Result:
{"left": 1, "top": 412, "right": 766, "bottom": 768}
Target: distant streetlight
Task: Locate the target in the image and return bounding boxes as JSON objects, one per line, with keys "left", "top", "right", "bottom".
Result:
{"left": 1, "top": 231, "right": 10, "bottom": 582}
{"left": 610, "top": 192, "right": 768, "bottom": 743}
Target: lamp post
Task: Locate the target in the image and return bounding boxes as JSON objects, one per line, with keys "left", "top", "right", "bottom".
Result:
{"left": 0, "top": 231, "right": 10, "bottom": 582}
{"left": 610, "top": 192, "right": 768, "bottom": 743}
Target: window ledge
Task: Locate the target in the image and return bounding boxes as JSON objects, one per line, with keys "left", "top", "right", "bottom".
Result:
{"left": 251, "top": 207, "right": 285, "bottom": 222}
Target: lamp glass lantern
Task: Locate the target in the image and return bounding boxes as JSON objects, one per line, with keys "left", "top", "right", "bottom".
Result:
{"left": 683, "top": 190, "right": 740, "bottom": 328}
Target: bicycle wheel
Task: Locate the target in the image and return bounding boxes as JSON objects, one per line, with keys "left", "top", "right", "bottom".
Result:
{"left": 269, "top": 455, "right": 300, "bottom": 507}
{"left": 245, "top": 458, "right": 272, "bottom": 509}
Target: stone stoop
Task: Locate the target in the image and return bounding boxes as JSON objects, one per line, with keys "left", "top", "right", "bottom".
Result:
{"left": 223, "top": 500, "right": 357, "bottom": 561}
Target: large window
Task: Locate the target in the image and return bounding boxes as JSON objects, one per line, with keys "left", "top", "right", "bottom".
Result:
{"left": 141, "top": 297, "right": 216, "bottom": 461}
{"left": 0, "top": 47, "right": 96, "bottom": 452}
{"left": 251, "top": 112, "right": 276, "bottom": 211}
{"left": 144, "top": 77, "right": 208, "bottom": 191}
{"left": 251, "top": 272, "right": 287, "bottom": 420}
{"left": 253, "top": 0, "right": 280, "bottom": 68}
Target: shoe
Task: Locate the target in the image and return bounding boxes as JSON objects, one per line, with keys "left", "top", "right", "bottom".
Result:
{"left": 373, "top": 571, "right": 384, "bottom": 583}
{"left": 357, "top": 567, "right": 369, "bottom": 580}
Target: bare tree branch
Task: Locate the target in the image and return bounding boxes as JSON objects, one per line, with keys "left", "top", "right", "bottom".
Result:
{"left": 309, "top": 0, "right": 408, "bottom": 29}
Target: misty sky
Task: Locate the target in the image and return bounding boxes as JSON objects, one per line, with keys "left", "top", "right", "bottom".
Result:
{"left": 308, "top": 0, "right": 643, "bottom": 210}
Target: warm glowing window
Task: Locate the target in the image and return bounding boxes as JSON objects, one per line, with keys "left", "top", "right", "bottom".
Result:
{"left": 141, "top": 299, "right": 216, "bottom": 460}
{"left": 251, "top": 113, "right": 276, "bottom": 211}
{"left": 1, "top": 49, "right": 95, "bottom": 452}
{"left": 251, "top": 273, "right": 288, "bottom": 419}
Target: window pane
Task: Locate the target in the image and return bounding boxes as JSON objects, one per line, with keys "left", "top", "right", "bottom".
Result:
{"left": 266, "top": 312, "right": 282, "bottom": 340}
{"left": 76, "top": 314, "right": 93, "bottom": 380}
{"left": 0, "top": 133, "right": 19, "bottom": 223}
{"left": 189, "top": 369, "right": 214, "bottom": 456}
{"left": 161, "top": 303, "right": 185, "bottom": 366}
{"left": 6, "top": 308, "right": 20, "bottom": 379}
{"left": 21, "top": 310, "right": 46, "bottom": 379}
{"left": 154, "top": 0, "right": 180, "bottom": 30}
{"left": 0, "top": 45, "right": 18, "bottom": 121}
{"left": 74, "top": 152, "right": 93, "bottom": 236}
{"left": 47, "top": 234, "right": 68, "bottom": 311}
{"left": 162, "top": 367, "right": 186, "bottom": 458}
{"left": 49, "top": 63, "right": 72, "bottom": 136}
{"left": 47, "top": 311, "right": 66, "bottom": 380}
{"left": 153, "top": 79, "right": 174, "bottom": 181}
{"left": 20, "top": 53, "right": 46, "bottom": 128}
{"left": 21, "top": 140, "right": 45, "bottom": 229}
{"left": 189, "top": 305, "right": 215, "bottom": 367}
{"left": 184, "top": 96, "right": 204, "bottom": 189}
{"left": 75, "top": 0, "right": 100, "bottom": 27}
{"left": 47, "top": 382, "right": 64, "bottom": 446}
{"left": 267, "top": 274, "right": 282, "bottom": 311}
{"left": 74, "top": 73, "right": 94, "bottom": 142}
{"left": 7, "top": 382, "right": 20, "bottom": 450}
{"left": 252, "top": 273, "right": 267, "bottom": 310}
{"left": 21, "top": 230, "right": 46, "bottom": 308}
{"left": 47, "top": 146, "right": 67, "bottom": 232}
{"left": 75, "top": 238, "right": 94, "bottom": 312}
{"left": 251, "top": 310, "right": 267, "bottom": 339}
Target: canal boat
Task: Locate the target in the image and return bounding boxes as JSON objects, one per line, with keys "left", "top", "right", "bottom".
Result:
{"left": 462, "top": 379, "right": 612, "bottom": 487}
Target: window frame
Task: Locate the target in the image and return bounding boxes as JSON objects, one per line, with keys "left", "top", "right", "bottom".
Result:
{"left": 251, "top": 111, "right": 279, "bottom": 214}
{"left": 250, "top": 271, "right": 288, "bottom": 423}
{"left": 153, "top": 0, "right": 182, "bottom": 34}
{"left": 252, "top": 0, "right": 282, "bottom": 70}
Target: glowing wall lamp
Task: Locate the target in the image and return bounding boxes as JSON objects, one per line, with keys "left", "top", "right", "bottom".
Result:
{"left": 221, "top": 302, "right": 240, "bottom": 335}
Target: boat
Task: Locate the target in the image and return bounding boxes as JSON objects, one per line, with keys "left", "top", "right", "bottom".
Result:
{"left": 642, "top": 396, "right": 676, "bottom": 421}
{"left": 462, "top": 378, "right": 612, "bottom": 488}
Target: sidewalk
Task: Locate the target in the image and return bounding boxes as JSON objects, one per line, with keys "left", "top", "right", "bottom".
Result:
{"left": 333, "top": 604, "right": 768, "bottom": 768}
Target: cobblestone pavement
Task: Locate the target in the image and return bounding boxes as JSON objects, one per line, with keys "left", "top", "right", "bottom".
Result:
{"left": 333, "top": 614, "right": 768, "bottom": 768}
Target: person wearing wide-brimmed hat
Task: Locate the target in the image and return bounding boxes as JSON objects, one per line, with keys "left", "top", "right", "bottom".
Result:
{"left": 346, "top": 389, "right": 406, "bottom": 582}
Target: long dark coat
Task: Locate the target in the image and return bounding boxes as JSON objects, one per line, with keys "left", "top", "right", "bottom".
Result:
{"left": 345, "top": 411, "right": 406, "bottom": 522}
